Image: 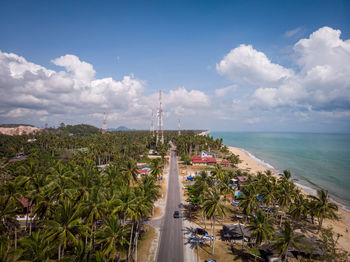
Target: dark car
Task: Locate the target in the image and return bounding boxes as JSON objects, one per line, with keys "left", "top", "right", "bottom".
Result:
{"left": 173, "top": 211, "right": 180, "bottom": 218}
{"left": 195, "top": 228, "right": 208, "bottom": 235}
{"left": 204, "top": 259, "right": 217, "bottom": 262}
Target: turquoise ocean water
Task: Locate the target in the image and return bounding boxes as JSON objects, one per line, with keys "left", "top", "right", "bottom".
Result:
{"left": 210, "top": 132, "right": 350, "bottom": 210}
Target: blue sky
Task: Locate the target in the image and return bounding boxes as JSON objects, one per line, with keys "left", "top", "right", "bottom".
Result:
{"left": 0, "top": 0, "right": 350, "bottom": 132}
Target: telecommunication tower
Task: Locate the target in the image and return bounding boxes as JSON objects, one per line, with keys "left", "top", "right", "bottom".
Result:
{"left": 178, "top": 119, "right": 181, "bottom": 136}
{"left": 156, "top": 90, "right": 164, "bottom": 144}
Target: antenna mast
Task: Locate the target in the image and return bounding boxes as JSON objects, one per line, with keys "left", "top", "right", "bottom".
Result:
{"left": 157, "top": 90, "right": 164, "bottom": 144}
{"left": 160, "top": 90, "right": 164, "bottom": 144}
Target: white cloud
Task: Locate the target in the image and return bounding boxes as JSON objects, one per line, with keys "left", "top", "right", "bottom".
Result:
{"left": 284, "top": 27, "right": 301, "bottom": 38}
{"left": 215, "top": 85, "right": 237, "bottom": 97}
{"left": 0, "top": 50, "right": 211, "bottom": 128}
{"left": 252, "top": 27, "right": 350, "bottom": 112}
{"left": 52, "top": 54, "right": 95, "bottom": 82}
{"left": 216, "top": 44, "right": 293, "bottom": 86}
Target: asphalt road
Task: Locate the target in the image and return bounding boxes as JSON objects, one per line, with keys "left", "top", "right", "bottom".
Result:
{"left": 157, "top": 149, "right": 184, "bottom": 262}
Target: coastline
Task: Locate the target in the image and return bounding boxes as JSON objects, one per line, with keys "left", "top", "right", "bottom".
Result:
{"left": 227, "top": 145, "right": 350, "bottom": 253}
{"left": 198, "top": 130, "right": 209, "bottom": 136}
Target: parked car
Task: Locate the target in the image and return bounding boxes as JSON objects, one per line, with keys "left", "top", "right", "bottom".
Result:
{"left": 231, "top": 200, "right": 239, "bottom": 207}
{"left": 195, "top": 228, "right": 208, "bottom": 235}
{"left": 173, "top": 210, "right": 180, "bottom": 218}
{"left": 202, "top": 234, "right": 216, "bottom": 241}
{"left": 188, "top": 237, "right": 204, "bottom": 244}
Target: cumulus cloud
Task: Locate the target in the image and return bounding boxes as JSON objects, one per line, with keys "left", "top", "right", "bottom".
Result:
{"left": 216, "top": 44, "right": 293, "bottom": 86}
{"left": 0, "top": 50, "right": 211, "bottom": 128}
{"left": 217, "top": 27, "right": 350, "bottom": 118}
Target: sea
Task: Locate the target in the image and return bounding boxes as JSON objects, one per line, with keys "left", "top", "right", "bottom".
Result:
{"left": 209, "top": 132, "right": 350, "bottom": 211}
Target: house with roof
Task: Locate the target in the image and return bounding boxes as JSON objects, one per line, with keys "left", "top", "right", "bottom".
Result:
{"left": 221, "top": 159, "right": 229, "bottom": 166}
{"left": 191, "top": 155, "right": 217, "bottom": 166}
{"left": 201, "top": 151, "right": 214, "bottom": 158}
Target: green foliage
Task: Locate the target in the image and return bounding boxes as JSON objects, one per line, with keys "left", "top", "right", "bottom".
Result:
{"left": 0, "top": 130, "right": 165, "bottom": 261}
{"left": 180, "top": 154, "right": 192, "bottom": 165}
{"left": 62, "top": 124, "right": 100, "bottom": 136}
{"left": 319, "top": 227, "right": 349, "bottom": 262}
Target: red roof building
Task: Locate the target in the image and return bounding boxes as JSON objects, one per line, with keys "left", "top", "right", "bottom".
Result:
{"left": 16, "top": 198, "right": 35, "bottom": 208}
{"left": 192, "top": 159, "right": 207, "bottom": 165}
{"left": 190, "top": 155, "right": 202, "bottom": 160}
{"left": 204, "top": 157, "right": 217, "bottom": 165}
{"left": 221, "top": 160, "right": 229, "bottom": 166}
{"left": 136, "top": 169, "right": 148, "bottom": 174}
{"left": 191, "top": 155, "right": 217, "bottom": 165}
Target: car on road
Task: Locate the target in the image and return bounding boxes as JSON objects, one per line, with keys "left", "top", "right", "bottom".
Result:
{"left": 173, "top": 210, "right": 180, "bottom": 218}
{"left": 195, "top": 228, "right": 208, "bottom": 235}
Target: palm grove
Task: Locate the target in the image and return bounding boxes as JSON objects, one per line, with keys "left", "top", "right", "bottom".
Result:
{"left": 0, "top": 125, "right": 178, "bottom": 261}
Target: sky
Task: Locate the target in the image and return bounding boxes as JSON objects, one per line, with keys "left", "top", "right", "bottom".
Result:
{"left": 0, "top": 0, "right": 350, "bottom": 132}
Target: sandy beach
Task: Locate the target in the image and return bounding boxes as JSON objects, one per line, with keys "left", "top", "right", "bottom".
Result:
{"left": 228, "top": 145, "right": 350, "bottom": 253}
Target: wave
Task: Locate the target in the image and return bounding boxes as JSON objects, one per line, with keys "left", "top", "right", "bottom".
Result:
{"left": 238, "top": 147, "right": 276, "bottom": 171}
{"left": 232, "top": 146, "right": 350, "bottom": 212}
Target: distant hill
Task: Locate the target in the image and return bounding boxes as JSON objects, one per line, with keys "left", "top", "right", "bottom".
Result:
{"left": 0, "top": 124, "right": 35, "bottom": 128}
{"left": 63, "top": 124, "right": 100, "bottom": 136}
{"left": 108, "top": 126, "right": 134, "bottom": 131}
{"left": 0, "top": 125, "right": 41, "bottom": 135}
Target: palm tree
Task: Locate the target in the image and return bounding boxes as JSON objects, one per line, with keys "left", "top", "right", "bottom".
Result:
{"left": 272, "top": 220, "right": 304, "bottom": 262}
{"left": 149, "top": 158, "right": 163, "bottom": 181}
{"left": 44, "top": 200, "right": 88, "bottom": 260}
{"left": 239, "top": 184, "right": 259, "bottom": 221}
{"left": 202, "top": 187, "right": 227, "bottom": 256}
{"left": 121, "top": 160, "right": 138, "bottom": 186}
{"left": 289, "top": 192, "right": 309, "bottom": 223}
{"left": 309, "top": 189, "right": 338, "bottom": 230}
{"left": 95, "top": 216, "right": 129, "bottom": 261}
{"left": 0, "top": 238, "right": 22, "bottom": 262}
{"left": 276, "top": 179, "right": 295, "bottom": 226}
{"left": 0, "top": 195, "right": 19, "bottom": 247}
{"left": 247, "top": 210, "right": 275, "bottom": 261}
{"left": 19, "top": 230, "right": 54, "bottom": 261}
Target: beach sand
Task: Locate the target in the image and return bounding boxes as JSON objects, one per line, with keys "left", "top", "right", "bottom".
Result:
{"left": 228, "top": 145, "right": 350, "bottom": 253}
{"left": 198, "top": 130, "right": 209, "bottom": 136}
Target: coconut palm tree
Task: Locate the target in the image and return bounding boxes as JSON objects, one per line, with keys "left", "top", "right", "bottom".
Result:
{"left": 149, "top": 158, "right": 163, "bottom": 181}
{"left": 247, "top": 210, "right": 275, "bottom": 261}
{"left": 44, "top": 200, "right": 88, "bottom": 260}
{"left": 121, "top": 160, "right": 138, "bottom": 186}
{"left": 289, "top": 192, "right": 309, "bottom": 222}
{"left": 239, "top": 184, "right": 259, "bottom": 221}
{"left": 95, "top": 216, "right": 129, "bottom": 261}
{"left": 309, "top": 189, "right": 338, "bottom": 230}
{"left": 19, "top": 230, "right": 54, "bottom": 261}
{"left": 272, "top": 220, "right": 304, "bottom": 262}
{"left": 0, "top": 238, "right": 22, "bottom": 262}
{"left": 202, "top": 187, "right": 227, "bottom": 256}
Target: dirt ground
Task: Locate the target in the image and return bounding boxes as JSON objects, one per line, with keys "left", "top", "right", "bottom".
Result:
{"left": 138, "top": 225, "right": 156, "bottom": 262}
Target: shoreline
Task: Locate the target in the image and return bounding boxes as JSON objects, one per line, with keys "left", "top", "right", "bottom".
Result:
{"left": 227, "top": 145, "right": 350, "bottom": 253}
{"left": 198, "top": 130, "right": 209, "bottom": 136}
